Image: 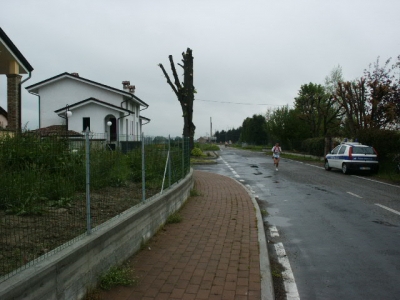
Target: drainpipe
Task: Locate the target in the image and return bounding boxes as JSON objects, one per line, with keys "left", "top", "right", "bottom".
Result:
{"left": 21, "top": 71, "right": 32, "bottom": 84}
{"left": 28, "top": 89, "right": 41, "bottom": 128}
{"left": 117, "top": 111, "right": 132, "bottom": 145}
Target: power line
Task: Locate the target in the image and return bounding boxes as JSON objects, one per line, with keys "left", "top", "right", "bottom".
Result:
{"left": 195, "top": 98, "right": 292, "bottom": 107}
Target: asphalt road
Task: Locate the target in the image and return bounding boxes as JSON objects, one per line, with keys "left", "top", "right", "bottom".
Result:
{"left": 194, "top": 146, "right": 400, "bottom": 300}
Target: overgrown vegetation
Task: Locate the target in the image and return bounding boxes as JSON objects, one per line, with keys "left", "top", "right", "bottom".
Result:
{"left": 166, "top": 212, "right": 183, "bottom": 224}
{"left": 99, "top": 264, "right": 136, "bottom": 290}
{"left": 0, "top": 133, "right": 189, "bottom": 216}
{"left": 0, "top": 133, "right": 190, "bottom": 277}
{"left": 190, "top": 188, "right": 201, "bottom": 197}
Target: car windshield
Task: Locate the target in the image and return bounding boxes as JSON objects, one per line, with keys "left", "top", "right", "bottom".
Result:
{"left": 352, "top": 146, "right": 375, "bottom": 154}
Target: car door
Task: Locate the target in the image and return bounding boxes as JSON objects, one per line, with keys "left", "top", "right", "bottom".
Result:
{"left": 327, "top": 145, "right": 341, "bottom": 169}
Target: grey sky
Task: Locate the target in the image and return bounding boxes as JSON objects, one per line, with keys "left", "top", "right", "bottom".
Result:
{"left": 2, "top": 0, "right": 399, "bottom": 138}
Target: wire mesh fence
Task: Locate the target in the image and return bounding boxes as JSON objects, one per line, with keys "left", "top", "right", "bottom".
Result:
{"left": 0, "top": 131, "right": 190, "bottom": 281}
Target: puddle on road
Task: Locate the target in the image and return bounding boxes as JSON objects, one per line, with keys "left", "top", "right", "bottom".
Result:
{"left": 266, "top": 215, "right": 292, "bottom": 228}
{"left": 264, "top": 208, "right": 292, "bottom": 228}
{"left": 372, "top": 220, "right": 398, "bottom": 227}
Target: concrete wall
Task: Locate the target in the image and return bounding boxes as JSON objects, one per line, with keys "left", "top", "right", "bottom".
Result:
{"left": 0, "top": 169, "right": 194, "bottom": 300}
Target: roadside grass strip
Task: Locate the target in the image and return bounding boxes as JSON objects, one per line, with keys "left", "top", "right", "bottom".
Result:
{"left": 274, "top": 242, "right": 300, "bottom": 300}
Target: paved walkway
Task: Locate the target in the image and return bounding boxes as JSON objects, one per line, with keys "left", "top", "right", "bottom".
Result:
{"left": 98, "top": 170, "right": 271, "bottom": 300}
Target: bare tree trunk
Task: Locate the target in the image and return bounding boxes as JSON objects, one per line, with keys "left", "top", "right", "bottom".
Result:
{"left": 159, "top": 48, "right": 196, "bottom": 150}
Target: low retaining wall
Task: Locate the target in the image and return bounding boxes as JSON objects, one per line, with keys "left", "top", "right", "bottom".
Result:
{"left": 0, "top": 169, "right": 194, "bottom": 300}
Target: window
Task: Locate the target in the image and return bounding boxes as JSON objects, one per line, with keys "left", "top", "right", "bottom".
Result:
{"left": 83, "top": 117, "right": 90, "bottom": 131}
{"left": 352, "top": 146, "right": 374, "bottom": 154}
{"left": 331, "top": 145, "right": 341, "bottom": 154}
{"left": 338, "top": 146, "right": 346, "bottom": 154}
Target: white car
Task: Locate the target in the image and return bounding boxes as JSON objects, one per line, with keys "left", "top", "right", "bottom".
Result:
{"left": 324, "top": 142, "right": 379, "bottom": 174}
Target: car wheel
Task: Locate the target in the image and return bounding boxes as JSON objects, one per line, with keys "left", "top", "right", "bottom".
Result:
{"left": 324, "top": 160, "right": 331, "bottom": 171}
{"left": 342, "top": 163, "right": 349, "bottom": 174}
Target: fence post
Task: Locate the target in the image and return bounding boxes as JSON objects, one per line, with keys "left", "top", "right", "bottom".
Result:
{"left": 141, "top": 132, "right": 145, "bottom": 202}
{"left": 182, "top": 135, "right": 184, "bottom": 179}
{"left": 85, "top": 126, "right": 91, "bottom": 235}
{"left": 168, "top": 135, "right": 171, "bottom": 187}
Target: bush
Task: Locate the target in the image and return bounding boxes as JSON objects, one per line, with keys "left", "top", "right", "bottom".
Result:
{"left": 191, "top": 147, "right": 204, "bottom": 157}
{"left": 301, "top": 137, "right": 325, "bottom": 156}
{"left": 356, "top": 129, "right": 400, "bottom": 159}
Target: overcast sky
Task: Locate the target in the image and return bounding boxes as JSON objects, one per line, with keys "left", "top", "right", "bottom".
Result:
{"left": 2, "top": 0, "right": 400, "bottom": 138}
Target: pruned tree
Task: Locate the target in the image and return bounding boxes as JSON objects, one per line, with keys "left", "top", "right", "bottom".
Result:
{"left": 158, "top": 48, "right": 196, "bottom": 150}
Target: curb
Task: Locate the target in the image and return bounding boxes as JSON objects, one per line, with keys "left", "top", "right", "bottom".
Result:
{"left": 229, "top": 177, "right": 275, "bottom": 300}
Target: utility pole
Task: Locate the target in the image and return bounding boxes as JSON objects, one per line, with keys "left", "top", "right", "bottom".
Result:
{"left": 210, "top": 117, "right": 212, "bottom": 143}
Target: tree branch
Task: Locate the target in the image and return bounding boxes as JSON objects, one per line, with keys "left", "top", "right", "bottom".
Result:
{"left": 158, "top": 63, "right": 179, "bottom": 97}
{"left": 168, "top": 55, "right": 183, "bottom": 91}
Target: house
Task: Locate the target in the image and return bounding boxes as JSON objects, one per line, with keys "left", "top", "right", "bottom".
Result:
{"left": 0, "top": 106, "right": 7, "bottom": 128}
{"left": 196, "top": 137, "right": 208, "bottom": 144}
{"left": 26, "top": 72, "right": 150, "bottom": 143}
{"left": 0, "top": 27, "right": 34, "bottom": 131}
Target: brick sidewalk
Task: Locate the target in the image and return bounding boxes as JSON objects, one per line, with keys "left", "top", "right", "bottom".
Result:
{"left": 98, "top": 170, "right": 262, "bottom": 300}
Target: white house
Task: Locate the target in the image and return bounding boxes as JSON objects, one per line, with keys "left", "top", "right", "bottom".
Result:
{"left": 26, "top": 72, "right": 150, "bottom": 142}
{"left": 0, "top": 106, "right": 7, "bottom": 128}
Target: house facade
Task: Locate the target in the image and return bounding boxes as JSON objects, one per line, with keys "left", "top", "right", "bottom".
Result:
{"left": 0, "top": 106, "right": 7, "bottom": 128}
{"left": 0, "top": 27, "right": 34, "bottom": 132}
{"left": 26, "top": 72, "right": 150, "bottom": 142}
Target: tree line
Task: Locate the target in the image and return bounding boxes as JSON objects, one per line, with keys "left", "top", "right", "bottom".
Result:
{"left": 216, "top": 56, "right": 400, "bottom": 158}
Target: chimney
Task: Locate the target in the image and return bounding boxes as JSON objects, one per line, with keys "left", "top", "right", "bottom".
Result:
{"left": 129, "top": 85, "right": 135, "bottom": 94}
{"left": 71, "top": 72, "right": 79, "bottom": 77}
{"left": 122, "top": 81, "right": 130, "bottom": 91}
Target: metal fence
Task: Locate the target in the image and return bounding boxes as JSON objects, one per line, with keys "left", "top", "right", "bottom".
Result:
{"left": 0, "top": 130, "right": 190, "bottom": 281}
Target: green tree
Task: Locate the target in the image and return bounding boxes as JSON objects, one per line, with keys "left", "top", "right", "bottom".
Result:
{"left": 240, "top": 115, "right": 268, "bottom": 145}
{"left": 266, "top": 106, "right": 309, "bottom": 150}
{"left": 295, "top": 83, "right": 341, "bottom": 138}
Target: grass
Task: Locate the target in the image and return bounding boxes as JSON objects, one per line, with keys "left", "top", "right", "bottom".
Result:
{"left": 85, "top": 263, "right": 137, "bottom": 299}
{"left": 280, "top": 152, "right": 323, "bottom": 163}
{"left": 260, "top": 209, "right": 268, "bottom": 217}
{"left": 190, "top": 188, "right": 201, "bottom": 197}
{"left": 99, "top": 263, "right": 136, "bottom": 290}
{"left": 166, "top": 212, "right": 183, "bottom": 224}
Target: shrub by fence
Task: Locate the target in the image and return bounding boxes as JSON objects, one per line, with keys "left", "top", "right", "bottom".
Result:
{"left": 0, "top": 131, "right": 190, "bottom": 282}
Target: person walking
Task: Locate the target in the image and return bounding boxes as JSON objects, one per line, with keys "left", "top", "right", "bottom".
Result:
{"left": 272, "top": 142, "right": 282, "bottom": 171}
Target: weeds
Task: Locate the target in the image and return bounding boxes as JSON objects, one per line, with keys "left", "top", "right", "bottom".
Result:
{"left": 99, "top": 264, "right": 136, "bottom": 290}
{"left": 166, "top": 212, "right": 183, "bottom": 224}
{"left": 190, "top": 188, "right": 201, "bottom": 197}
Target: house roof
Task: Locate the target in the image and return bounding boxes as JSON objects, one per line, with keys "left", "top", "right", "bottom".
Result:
{"left": 26, "top": 72, "right": 148, "bottom": 108}
{"left": 0, "top": 27, "right": 34, "bottom": 74}
{"left": 0, "top": 106, "right": 7, "bottom": 118}
{"left": 139, "top": 116, "right": 150, "bottom": 121}
{"left": 30, "top": 125, "right": 83, "bottom": 137}
{"left": 54, "top": 97, "right": 136, "bottom": 115}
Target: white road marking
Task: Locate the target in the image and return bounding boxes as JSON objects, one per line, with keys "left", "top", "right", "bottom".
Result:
{"left": 289, "top": 158, "right": 400, "bottom": 189}
{"left": 269, "top": 226, "right": 279, "bottom": 237}
{"left": 375, "top": 204, "right": 400, "bottom": 216}
{"left": 347, "top": 192, "right": 363, "bottom": 198}
{"left": 274, "top": 242, "right": 300, "bottom": 300}
{"left": 352, "top": 175, "right": 400, "bottom": 189}
{"left": 220, "top": 157, "right": 241, "bottom": 178}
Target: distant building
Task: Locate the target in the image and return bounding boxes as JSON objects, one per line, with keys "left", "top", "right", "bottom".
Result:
{"left": 196, "top": 137, "right": 208, "bottom": 143}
